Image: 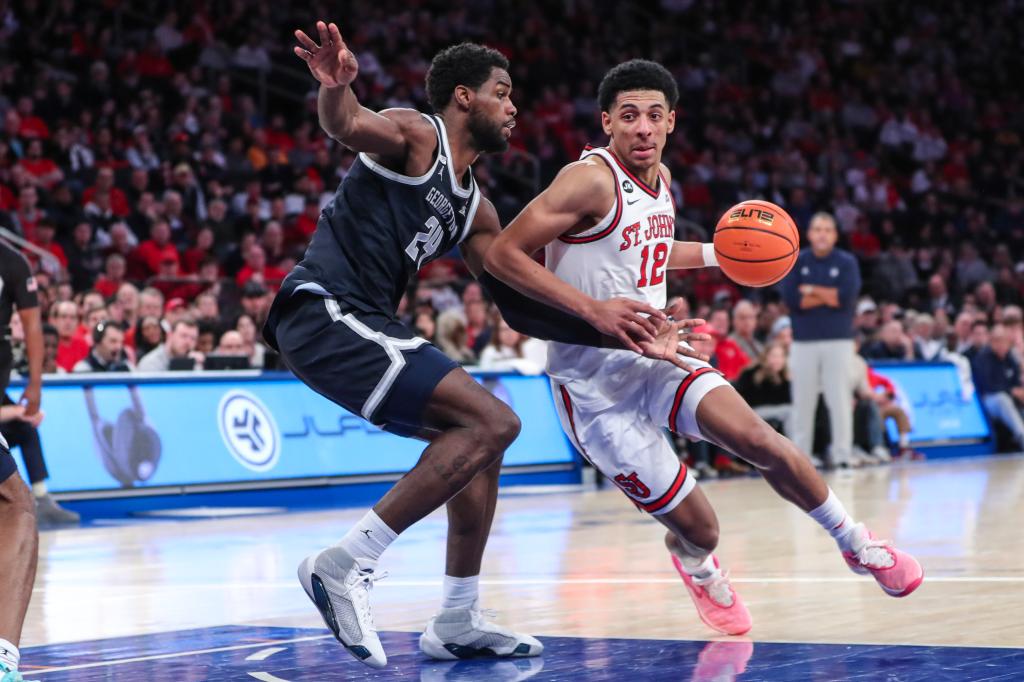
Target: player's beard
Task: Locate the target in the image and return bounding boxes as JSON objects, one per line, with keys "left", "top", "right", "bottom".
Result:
{"left": 468, "top": 106, "right": 509, "bottom": 154}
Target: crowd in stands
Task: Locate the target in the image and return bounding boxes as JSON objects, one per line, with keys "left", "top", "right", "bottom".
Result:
{"left": 1, "top": 1, "right": 1023, "bottom": 470}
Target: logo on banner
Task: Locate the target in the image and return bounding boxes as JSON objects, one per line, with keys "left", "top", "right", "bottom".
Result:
{"left": 218, "top": 390, "right": 280, "bottom": 472}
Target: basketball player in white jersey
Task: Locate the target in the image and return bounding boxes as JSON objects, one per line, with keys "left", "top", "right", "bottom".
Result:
{"left": 486, "top": 60, "right": 923, "bottom": 635}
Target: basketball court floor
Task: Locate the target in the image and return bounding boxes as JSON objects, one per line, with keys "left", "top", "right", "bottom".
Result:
{"left": 19, "top": 455, "right": 1024, "bottom": 680}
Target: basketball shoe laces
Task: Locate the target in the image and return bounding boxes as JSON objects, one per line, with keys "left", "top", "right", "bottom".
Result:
{"left": 340, "top": 568, "right": 389, "bottom": 633}
{"left": 855, "top": 539, "right": 896, "bottom": 569}
{"left": 692, "top": 570, "right": 735, "bottom": 607}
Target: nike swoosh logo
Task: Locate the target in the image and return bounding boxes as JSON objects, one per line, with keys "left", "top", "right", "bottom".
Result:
{"left": 626, "top": 198, "right": 641, "bottom": 205}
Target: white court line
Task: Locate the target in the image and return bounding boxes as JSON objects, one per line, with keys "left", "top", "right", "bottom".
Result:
{"left": 248, "top": 673, "right": 290, "bottom": 682}
{"left": 32, "top": 634, "right": 331, "bottom": 675}
{"left": 31, "top": 575, "right": 1024, "bottom": 593}
{"left": 245, "top": 646, "right": 286, "bottom": 661}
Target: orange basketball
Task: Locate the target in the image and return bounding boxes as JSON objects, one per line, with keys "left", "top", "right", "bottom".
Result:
{"left": 713, "top": 200, "right": 799, "bottom": 287}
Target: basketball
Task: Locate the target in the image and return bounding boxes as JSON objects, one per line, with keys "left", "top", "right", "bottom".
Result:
{"left": 713, "top": 200, "right": 800, "bottom": 287}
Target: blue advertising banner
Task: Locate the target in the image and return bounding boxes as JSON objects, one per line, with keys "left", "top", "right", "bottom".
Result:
{"left": 7, "top": 372, "right": 575, "bottom": 494}
{"left": 868, "top": 362, "right": 991, "bottom": 445}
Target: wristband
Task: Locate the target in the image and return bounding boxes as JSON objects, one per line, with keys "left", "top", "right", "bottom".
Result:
{"left": 702, "top": 242, "right": 719, "bottom": 267}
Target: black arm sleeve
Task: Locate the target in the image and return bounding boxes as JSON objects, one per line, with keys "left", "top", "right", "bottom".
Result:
{"left": 479, "top": 272, "right": 606, "bottom": 347}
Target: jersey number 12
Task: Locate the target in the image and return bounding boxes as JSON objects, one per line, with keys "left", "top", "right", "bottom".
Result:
{"left": 637, "top": 242, "right": 668, "bottom": 287}
{"left": 405, "top": 216, "right": 444, "bottom": 268}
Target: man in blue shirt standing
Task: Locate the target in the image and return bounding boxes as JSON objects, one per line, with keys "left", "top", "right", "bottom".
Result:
{"left": 970, "top": 324, "right": 1024, "bottom": 450}
{"left": 780, "top": 212, "right": 862, "bottom": 468}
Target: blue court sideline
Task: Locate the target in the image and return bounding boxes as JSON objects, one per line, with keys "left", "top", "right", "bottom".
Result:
{"left": 23, "top": 625, "right": 1024, "bottom": 680}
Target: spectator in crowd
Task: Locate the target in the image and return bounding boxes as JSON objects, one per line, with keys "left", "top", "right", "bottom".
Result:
{"left": 909, "top": 313, "right": 943, "bottom": 361}
{"left": 708, "top": 307, "right": 750, "bottom": 381}
{"left": 781, "top": 212, "right": 861, "bottom": 468}
{"left": 0, "top": 394, "right": 79, "bottom": 525}
{"left": 477, "top": 315, "right": 546, "bottom": 375}
{"left": 729, "top": 300, "right": 763, "bottom": 363}
{"left": 133, "top": 220, "right": 180, "bottom": 278}
{"left": 234, "top": 313, "right": 265, "bottom": 369}
{"left": 855, "top": 298, "right": 880, "bottom": 338}
{"left": 40, "top": 324, "right": 62, "bottom": 374}
{"left": 435, "top": 310, "right": 476, "bottom": 365}
{"left": 413, "top": 311, "right": 437, "bottom": 344}
{"left": 94, "top": 253, "right": 127, "bottom": 299}
{"left": 137, "top": 318, "right": 203, "bottom": 372}
{"left": 970, "top": 324, "right": 1024, "bottom": 451}
{"left": 862, "top": 320, "right": 921, "bottom": 361}
{"left": 733, "top": 343, "right": 792, "bottom": 439}
{"left": 50, "top": 300, "right": 88, "bottom": 372}
{"left": 133, "top": 315, "right": 165, "bottom": 359}
{"left": 951, "top": 312, "right": 975, "bottom": 353}
{"left": 215, "top": 330, "right": 248, "bottom": 357}
{"left": 962, "top": 320, "right": 990, "bottom": 361}
{"left": 73, "top": 321, "right": 131, "bottom": 372}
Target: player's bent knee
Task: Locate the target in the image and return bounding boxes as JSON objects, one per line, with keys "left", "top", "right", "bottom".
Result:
{"left": 0, "top": 474, "right": 36, "bottom": 520}
{"left": 483, "top": 409, "right": 521, "bottom": 454}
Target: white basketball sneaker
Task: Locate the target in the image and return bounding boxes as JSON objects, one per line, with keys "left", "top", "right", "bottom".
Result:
{"left": 297, "top": 546, "right": 388, "bottom": 668}
{"left": 419, "top": 601, "right": 543, "bottom": 660}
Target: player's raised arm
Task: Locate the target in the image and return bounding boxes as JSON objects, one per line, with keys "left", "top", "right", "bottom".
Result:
{"left": 486, "top": 161, "right": 670, "bottom": 353}
{"left": 294, "top": 20, "right": 409, "bottom": 157}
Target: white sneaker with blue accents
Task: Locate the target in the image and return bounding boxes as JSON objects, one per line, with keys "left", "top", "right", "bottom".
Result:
{"left": 419, "top": 600, "right": 543, "bottom": 660}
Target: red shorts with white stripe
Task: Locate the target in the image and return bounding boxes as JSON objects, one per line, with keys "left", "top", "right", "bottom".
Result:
{"left": 551, "top": 358, "right": 729, "bottom": 516}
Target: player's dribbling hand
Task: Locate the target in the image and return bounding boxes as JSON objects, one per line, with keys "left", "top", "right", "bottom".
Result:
{"left": 294, "top": 21, "right": 358, "bottom": 88}
{"left": 637, "top": 319, "right": 712, "bottom": 372}
{"left": 585, "top": 297, "right": 666, "bottom": 354}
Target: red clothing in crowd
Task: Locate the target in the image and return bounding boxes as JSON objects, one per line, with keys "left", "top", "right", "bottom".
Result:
{"left": 27, "top": 240, "right": 67, "bottom": 269}
{"left": 56, "top": 336, "right": 89, "bottom": 372}
{"left": 134, "top": 240, "right": 180, "bottom": 275}
{"left": 867, "top": 368, "right": 896, "bottom": 398}
{"left": 714, "top": 336, "right": 751, "bottom": 381}
{"left": 18, "top": 116, "right": 49, "bottom": 139}
{"left": 82, "top": 185, "right": 130, "bottom": 216}
{"left": 236, "top": 265, "right": 287, "bottom": 289}
{"left": 18, "top": 158, "right": 61, "bottom": 188}
{"left": 94, "top": 275, "right": 123, "bottom": 298}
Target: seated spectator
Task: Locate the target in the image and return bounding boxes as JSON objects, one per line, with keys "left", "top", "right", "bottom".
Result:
{"left": 0, "top": 395, "right": 79, "bottom": 525}
{"left": 81, "top": 166, "right": 129, "bottom": 217}
{"left": 730, "top": 300, "right": 763, "bottom": 362}
{"left": 861, "top": 320, "right": 921, "bottom": 361}
{"left": 133, "top": 220, "right": 180, "bottom": 277}
{"left": 235, "top": 313, "right": 266, "bottom": 369}
{"left": 413, "top": 311, "right": 437, "bottom": 343}
{"left": 962, "top": 320, "right": 990, "bottom": 361}
{"left": 41, "top": 324, "right": 63, "bottom": 375}
{"left": 708, "top": 307, "right": 750, "bottom": 381}
{"left": 733, "top": 342, "right": 792, "bottom": 437}
{"left": 50, "top": 301, "right": 88, "bottom": 372}
{"left": 235, "top": 243, "right": 286, "bottom": 290}
{"left": 216, "top": 330, "right": 248, "bottom": 356}
{"left": 133, "top": 315, "right": 165, "bottom": 359}
{"left": 239, "top": 280, "right": 271, "bottom": 326}
{"left": 855, "top": 298, "right": 880, "bottom": 338}
{"left": 436, "top": 310, "right": 476, "bottom": 365}
{"left": 26, "top": 219, "right": 67, "bottom": 280}
{"left": 137, "top": 318, "right": 203, "bottom": 372}
{"left": 970, "top": 324, "right": 1024, "bottom": 451}
{"left": 73, "top": 321, "right": 131, "bottom": 372}
{"left": 951, "top": 311, "right": 975, "bottom": 353}
{"left": 17, "top": 139, "right": 63, "bottom": 190}
{"left": 94, "top": 253, "right": 127, "bottom": 299}
{"left": 478, "top": 316, "right": 545, "bottom": 375}
{"left": 63, "top": 221, "right": 104, "bottom": 292}
{"left": 909, "top": 313, "right": 943, "bottom": 361}
{"left": 183, "top": 226, "right": 215, "bottom": 273}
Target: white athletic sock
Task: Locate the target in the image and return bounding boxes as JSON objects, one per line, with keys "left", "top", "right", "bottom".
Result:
{"left": 336, "top": 509, "right": 397, "bottom": 563}
{"left": 441, "top": 574, "right": 480, "bottom": 610}
{"left": 808, "top": 488, "right": 863, "bottom": 553}
{"left": 677, "top": 553, "right": 718, "bottom": 580}
{"left": 0, "top": 638, "right": 19, "bottom": 671}
{"left": 899, "top": 433, "right": 910, "bottom": 448}
{"left": 32, "top": 481, "right": 47, "bottom": 497}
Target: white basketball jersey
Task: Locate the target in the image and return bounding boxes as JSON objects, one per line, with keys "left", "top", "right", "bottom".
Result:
{"left": 545, "top": 146, "right": 678, "bottom": 409}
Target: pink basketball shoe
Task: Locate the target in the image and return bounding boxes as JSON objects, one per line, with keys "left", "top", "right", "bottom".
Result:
{"left": 842, "top": 524, "right": 924, "bottom": 598}
{"left": 671, "top": 554, "right": 753, "bottom": 636}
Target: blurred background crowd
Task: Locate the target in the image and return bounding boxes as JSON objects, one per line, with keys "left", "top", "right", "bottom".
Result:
{"left": 1, "top": 0, "right": 1023, "bottom": 474}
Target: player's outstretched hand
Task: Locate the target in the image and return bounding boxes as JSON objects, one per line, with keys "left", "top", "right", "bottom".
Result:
{"left": 294, "top": 21, "right": 358, "bottom": 88}
{"left": 637, "top": 318, "right": 711, "bottom": 372}
{"left": 584, "top": 297, "right": 666, "bottom": 354}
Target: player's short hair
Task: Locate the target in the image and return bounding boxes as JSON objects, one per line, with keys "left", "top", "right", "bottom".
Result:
{"left": 598, "top": 59, "right": 679, "bottom": 112}
{"left": 426, "top": 43, "right": 509, "bottom": 112}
